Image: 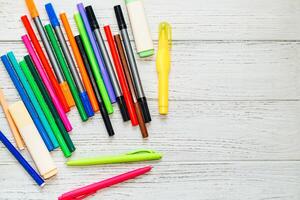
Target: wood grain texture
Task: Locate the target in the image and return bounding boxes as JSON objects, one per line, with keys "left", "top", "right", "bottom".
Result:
{"left": 0, "top": 0, "right": 299, "bottom": 199}
{"left": 0, "top": 41, "right": 299, "bottom": 101}
{"left": 1, "top": 0, "right": 300, "bottom": 41}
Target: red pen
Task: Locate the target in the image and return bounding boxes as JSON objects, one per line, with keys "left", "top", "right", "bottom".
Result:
{"left": 58, "top": 166, "right": 152, "bottom": 200}
{"left": 21, "top": 15, "right": 70, "bottom": 113}
{"left": 104, "top": 25, "right": 138, "bottom": 126}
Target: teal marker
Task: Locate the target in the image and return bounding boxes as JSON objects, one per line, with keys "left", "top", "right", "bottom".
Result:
{"left": 66, "top": 149, "right": 162, "bottom": 166}
{"left": 7, "top": 52, "right": 59, "bottom": 149}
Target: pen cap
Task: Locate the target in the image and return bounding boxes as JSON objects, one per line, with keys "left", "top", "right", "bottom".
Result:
{"left": 45, "top": 3, "right": 60, "bottom": 27}
{"left": 114, "top": 5, "right": 127, "bottom": 30}
{"left": 8, "top": 101, "right": 57, "bottom": 179}
{"left": 25, "top": 0, "right": 39, "bottom": 18}
{"left": 85, "top": 6, "right": 99, "bottom": 31}
{"left": 124, "top": 0, "right": 154, "bottom": 57}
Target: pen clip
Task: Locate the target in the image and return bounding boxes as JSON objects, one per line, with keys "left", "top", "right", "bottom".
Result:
{"left": 125, "top": 149, "right": 158, "bottom": 155}
{"left": 158, "top": 22, "right": 172, "bottom": 50}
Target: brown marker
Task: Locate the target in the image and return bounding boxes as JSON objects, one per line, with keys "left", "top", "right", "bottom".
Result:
{"left": 114, "top": 34, "right": 148, "bottom": 138}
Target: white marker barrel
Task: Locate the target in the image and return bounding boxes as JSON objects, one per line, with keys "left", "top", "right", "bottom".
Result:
{"left": 125, "top": 0, "right": 154, "bottom": 57}
{"left": 8, "top": 101, "right": 57, "bottom": 179}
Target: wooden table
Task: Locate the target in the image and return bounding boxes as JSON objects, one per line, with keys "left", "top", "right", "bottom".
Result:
{"left": 0, "top": 0, "right": 299, "bottom": 199}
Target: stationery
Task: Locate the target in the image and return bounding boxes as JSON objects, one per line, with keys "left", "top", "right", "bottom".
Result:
{"left": 75, "top": 35, "right": 115, "bottom": 137}
{"left": 58, "top": 166, "right": 152, "bottom": 200}
{"left": 114, "top": 35, "right": 148, "bottom": 138}
{"left": 104, "top": 25, "right": 138, "bottom": 126}
{"left": 77, "top": 3, "right": 116, "bottom": 104}
{"left": 25, "top": 55, "right": 75, "bottom": 153}
{"left": 1, "top": 55, "right": 53, "bottom": 151}
{"left": 67, "top": 150, "right": 162, "bottom": 166}
{"left": 9, "top": 101, "right": 57, "bottom": 179}
{"left": 45, "top": 3, "right": 93, "bottom": 119}
{"left": 157, "top": 22, "right": 172, "bottom": 115}
{"left": 21, "top": 15, "right": 70, "bottom": 113}
{"left": 0, "top": 88, "right": 25, "bottom": 150}
{"left": 85, "top": 6, "right": 129, "bottom": 121}
{"left": 21, "top": 34, "right": 72, "bottom": 132}
{"left": 124, "top": 0, "right": 154, "bottom": 58}
{"left": 60, "top": 13, "right": 99, "bottom": 113}
{"left": 20, "top": 59, "right": 71, "bottom": 158}
{"left": 44, "top": 23, "right": 89, "bottom": 121}
{"left": 74, "top": 13, "right": 113, "bottom": 114}
{"left": 24, "top": 0, "right": 74, "bottom": 108}
{"left": 114, "top": 5, "right": 152, "bottom": 123}
{"left": 0, "top": 131, "right": 45, "bottom": 187}
{"left": 7, "top": 52, "right": 59, "bottom": 149}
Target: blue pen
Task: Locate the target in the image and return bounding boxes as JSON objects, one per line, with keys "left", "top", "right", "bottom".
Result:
{"left": 45, "top": 3, "right": 94, "bottom": 118}
{"left": 1, "top": 55, "right": 54, "bottom": 151}
{"left": 7, "top": 52, "right": 59, "bottom": 149}
{"left": 77, "top": 3, "right": 116, "bottom": 103}
{"left": 0, "top": 131, "right": 45, "bottom": 187}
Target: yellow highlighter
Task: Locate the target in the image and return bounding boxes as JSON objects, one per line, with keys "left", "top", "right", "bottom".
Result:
{"left": 156, "top": 22, "right": 172, "bottom": 115}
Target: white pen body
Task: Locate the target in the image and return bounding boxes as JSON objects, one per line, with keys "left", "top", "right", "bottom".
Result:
{"left": 125, "top": 0, "right": 154, "bottom": 57}
{"left": 8, "top": 101, "right": 57, "bottom": 179}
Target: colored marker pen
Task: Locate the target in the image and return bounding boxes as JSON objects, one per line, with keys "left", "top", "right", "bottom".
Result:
{"left": 114, "top": 5, "right": 152, "bottom": 123}
{"left": 75, "top": 35, "right": 115, "bottom": 137}
{"left": 1, "top": 55, "right": 53, "bottom": 151}
{"left": 85, "top": 6, "right": 129, "bottom": 121}
{"left": 21, "top": 15, "right": 69, "bottom": 113}
{"left": 77, "top": 3, "right": 116, "bottom": 104}
{"left": 44, "top": 24, "right": 88, "bottom": 122}
{"left": 21, "top": 35, "right": 72, "bottom": 132}
{"left": 74, "top": 13, "right": 113, "bottom": 114}
{"left": 25, "top": 55, "right": 76, "bottom": 153}
{"left": 60, "top": 13, "right": 99, "bottom": 113}
{"left": 103, "top": 25, "right": 138, "bottom": 126}
{"left": 7, "top": 52, "right": 59, "bottom": 149}
{"left": 0, "top": 131, "right": 45, "bottom": 187}
{"left": 45, "top": 3, "right": 93, "bottom": 119}
{"left": 24, "top": 0, "right": 74, "bottom": 108}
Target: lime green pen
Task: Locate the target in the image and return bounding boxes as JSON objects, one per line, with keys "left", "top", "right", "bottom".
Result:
{"left": 66, "top": 150, "right": 162, "bottom": 166}
{"left": 74, "top": 13, "right": 113, "bottom": 114}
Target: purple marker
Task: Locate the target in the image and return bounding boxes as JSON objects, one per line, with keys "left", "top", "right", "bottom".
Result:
{"left": 77, "top": 3, "right": 116, "bottom": 103}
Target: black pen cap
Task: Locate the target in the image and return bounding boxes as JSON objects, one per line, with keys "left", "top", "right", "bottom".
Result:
{"left": 114, "top": 5, "right": 127, "bottom": 30}
{"left": 85, "top": 5, "right": 99, "bottom": 31}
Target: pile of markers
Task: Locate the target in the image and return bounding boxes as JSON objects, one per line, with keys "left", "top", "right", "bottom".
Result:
{"left": 1, "top": 0, "right": 153, "bottom": 157}
{"left": 0, "top": 0, "right": 173, "bottom": 198}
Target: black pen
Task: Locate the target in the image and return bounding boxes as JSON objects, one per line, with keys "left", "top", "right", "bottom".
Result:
{"left": 114, "top": 5, "right": 151, "bottom": 123}
{"left": 75, "top": 35, "right": 114, "bottom": 136}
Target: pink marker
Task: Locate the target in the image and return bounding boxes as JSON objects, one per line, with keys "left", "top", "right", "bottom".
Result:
{"left": 58, "top": 166, "right": 152, "bottom": 199}
{"left": 22, "top": 35, "right": 72, "bottom": 131}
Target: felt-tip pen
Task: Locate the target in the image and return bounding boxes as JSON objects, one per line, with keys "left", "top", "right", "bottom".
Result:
{"left": 114, "top": 5, "right": 151, "bottom": 123}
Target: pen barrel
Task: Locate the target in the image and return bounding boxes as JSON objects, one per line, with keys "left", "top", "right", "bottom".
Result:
{"left": 0, "top": 131, "right": 45, "bottom": 187}
{"left": 74, "top": 13, "right": 114, "bottom": 114}
{"left": 158, "top": 73, "right": 169, "bottom": 115}
{"left": 124, "top": 1, "right": 154, "bottom": 57}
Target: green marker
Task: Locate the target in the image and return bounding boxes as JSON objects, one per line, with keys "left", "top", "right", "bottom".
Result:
{"left": 20, "top": 60, "right": 71, "bottom": 158}
{"left": 24, "top": 55, "right": 75, "bottom": 153}
{"left": 74, "top": 13, "right": 113, "bottom": 114}
{"left": 44, "top": 24, "right": 88, "bottom": 121}
{"left": 66, "top": 149, "right": 162, "bottom": 166}
{"left": 7, "top": 52, "right": 59, "bottom": 149}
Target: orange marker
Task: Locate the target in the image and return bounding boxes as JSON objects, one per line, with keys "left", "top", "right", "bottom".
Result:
{"left": 60, "top": 13, "right": 99, "bottom": 112}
